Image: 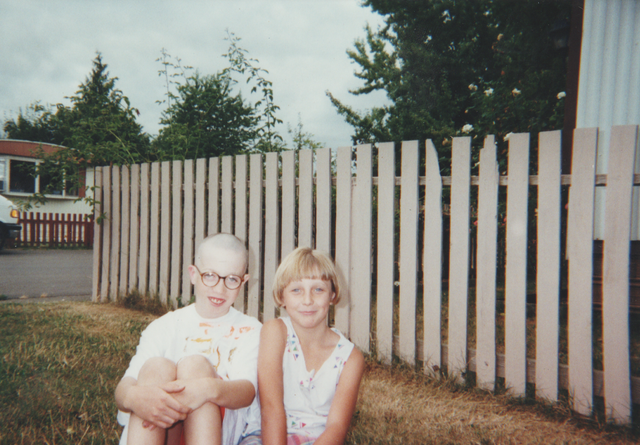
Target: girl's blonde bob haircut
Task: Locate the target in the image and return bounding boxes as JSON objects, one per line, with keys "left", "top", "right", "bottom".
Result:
{"left": 273, "top": 247, "right": 341, "bottom": 307}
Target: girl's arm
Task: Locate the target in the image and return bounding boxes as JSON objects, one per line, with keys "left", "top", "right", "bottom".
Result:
{"left": 258, "top": 318, "right": 288, "bottom": 445}
{"left": 314, "top": 347, "right": 365, "bottom": 445}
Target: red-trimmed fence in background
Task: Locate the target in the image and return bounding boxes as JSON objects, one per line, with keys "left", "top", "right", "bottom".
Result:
{"left": 17, "top": 212, "right": 93, "bottom": 248}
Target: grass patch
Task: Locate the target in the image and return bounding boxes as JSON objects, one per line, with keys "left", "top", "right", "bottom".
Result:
{"left": 0, "top": 301, "right": 637, "bottom": 444}
{"left": 350, "top": 359, "right": 639, "bottom": 444}
{"left": 0, "top": 302, "right": 157, "bottom": 444}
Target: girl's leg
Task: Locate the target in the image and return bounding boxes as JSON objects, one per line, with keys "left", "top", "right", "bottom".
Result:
{"left": 177, "top": 355, "right": 222, "bottom": 445}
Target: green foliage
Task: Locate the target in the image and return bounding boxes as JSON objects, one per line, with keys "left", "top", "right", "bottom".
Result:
{"left": 153, "top": 33, "right": 291, "bottom": 159}
{"left": 288, "top": 114, "right": 324, "bottom": 151}
{"left": 223, "top": 30, "right": 285, "bottom": 153}
{"left": 154, "top": 71, "right": 258, "bottom": 159}
{"left": 4, "top": 54, "right": 153, "bottom": 210}
{"left": 3, "top": 102, "right": 66, "bottom": 145}
{"left": 329, "top": 0, "right": 570, "bottom": 166}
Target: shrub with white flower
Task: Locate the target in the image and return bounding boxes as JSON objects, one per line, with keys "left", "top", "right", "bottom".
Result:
{"left": 557, "top": 91, "right": 566, "bottom": 99}
{"left": 484, "top": 88, "right": 494, "bottom": 96}
{"left": 461, "top": 124, "right": 473, "bottom": 133}
{"left": 512, "top": 88, "right": 521, "bottom": 96}
{"left": 468, "top": 84, "right": 478, "bottom": 91}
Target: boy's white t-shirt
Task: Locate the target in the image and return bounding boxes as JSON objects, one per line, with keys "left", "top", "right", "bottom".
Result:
{"left": 118, "top": 304, "right": 262, "bottom": 445}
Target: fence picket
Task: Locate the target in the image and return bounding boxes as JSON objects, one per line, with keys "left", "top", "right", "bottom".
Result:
{"left": 602, "top": 125, "right": 637, "bottom": 423}
{"left": 221, "top": 156, "right": 233, "bottom": 234}
{"left": 263, "top": 152, "right": 280, "bottom": 322}
{"left": 504, "top": 133, "right": 530, "bottom": 396}
{"left": 110, "top": 167, "right": 121, "bottom": 301}
{"left": 536, "top": 130, "right": 562, "bottom": 401}
{"left": 100, "top": 166, "right": 111, "bottom": 302}
{"left": 195, "top": 158, "right": 206, "bottom": 248}
{"left": 170, "top": 160, "right": 183, "bottom": 306}
{"left": 159, "top": 161, "right": 171, "bottom": 304}
{"left": 208, "top": 157, "right": 220, "bottom": 236}
{"left": 423, "top": 140, "right": 443, "bottom": 374}
{"left": 129, "top": 164, "right": 140, "bottom": 293}
{"left": 316, "top": 147, "right": 332, "bottom": 254}
{"left": 92, "top": 168, "right": 103, "bottom": 301}
{"left": 476, "top": 136, "right": 499, "bottom": 390}
{"left": 235, "top": 155, "right": 248, "bottom": 313}
{"left": 148, "top": 163, "right": 161, "bottom": 296}
{"left": 119, "top": 165, "right": 130, "bottom": 296}
{"left": 182, "top": 160, "right": 194, "bottom": 306}
{"left": 448, "top": 137, "right": 471, "bottom": 378}
{"left": 377, "top": 142, "right": 395, "bottom": 363}
{"left": 248, "top": 154, "right": 263, "bottom": 318}
{"left": 298, "top": 149, "right": 314, "bottom": 248}
{"left": 139, "top": 163, "right": 151, "bottom": 295}
{"left": 281, "top": 150, "right": 296, "bottom": 259}
{"left": 567, "top": 128, "right": 597, "bottom": 416}
{"left": 399, "top": 141, "right": 419, "bottom": 363}
{"left": 350, "top": 144, "right": 372, "bottom": 352}
{"left": 334, "top": 147, "right": 352, "bottom": 336}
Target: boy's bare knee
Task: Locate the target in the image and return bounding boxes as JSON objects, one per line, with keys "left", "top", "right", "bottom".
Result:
{"left": 137, "top": 356, "right": 177, "bottom": 385}
{"left": 177, "top": 354, "right": 219, "bottom": 379}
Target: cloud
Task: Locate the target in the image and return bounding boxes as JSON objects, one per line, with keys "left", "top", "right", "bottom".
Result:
{"left": 0, "top": 0, "right": 389, "bottom": 149}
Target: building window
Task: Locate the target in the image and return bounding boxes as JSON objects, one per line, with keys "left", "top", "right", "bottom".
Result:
{"left": 1, "top": 157, "right": 78, "bottom": 198}
{"left": 9, "top": 160, "right": 36, "bottom": 193}
{"left": 0, "top": 158, "right": 6, "bottom": 192}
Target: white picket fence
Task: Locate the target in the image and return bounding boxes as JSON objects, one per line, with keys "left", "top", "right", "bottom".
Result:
{"left": 92, "top": 126, "right": 639, "bottom": 423}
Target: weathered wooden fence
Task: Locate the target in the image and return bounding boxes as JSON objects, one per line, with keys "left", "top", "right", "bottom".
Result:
{"left": 18, "top": 212, "right": 93, "bottom": 247}
{"left": 92, "top": 126, "right": 639, "bottom": 423}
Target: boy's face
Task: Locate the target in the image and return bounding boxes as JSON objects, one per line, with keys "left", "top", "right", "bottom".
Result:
{"left": 188, "top": 245, "right": 248, "bottom": 319}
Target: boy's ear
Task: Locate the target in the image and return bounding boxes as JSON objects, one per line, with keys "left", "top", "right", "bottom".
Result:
{"left": 242, "top": 274, "right": 250, "bottom": 284}
{"left": 188, "top": 265, "right": 199, "bottom": 285}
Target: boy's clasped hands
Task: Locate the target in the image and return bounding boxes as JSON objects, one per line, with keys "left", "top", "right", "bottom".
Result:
{"left": 115, "top": 233, "right": 365, "bottom": 445}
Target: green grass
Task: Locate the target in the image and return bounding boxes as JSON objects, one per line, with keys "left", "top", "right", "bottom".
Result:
{"left": 0, "top": 302, "right": 155, "bottom": 444}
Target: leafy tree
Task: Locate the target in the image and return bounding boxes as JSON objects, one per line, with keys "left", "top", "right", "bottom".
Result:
{"left": 328, "top": 0, "right": 570, "bottom": 168}
{"left": 223, "top": 31, "right": 284, "bottom": 152}
{"left": 154, "top": 71, "right": 258, "bottom": 159}
{"left": 154, "top": 34, "right": 287, "bottom": 158}
{"left": 3, "top": 102, "right": 66, "bottom": 145}
{"left": 288, "top": 114, "right": 324, "bottom": 151}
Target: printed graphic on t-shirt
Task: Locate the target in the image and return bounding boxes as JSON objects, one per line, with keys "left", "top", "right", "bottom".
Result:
{"left": 183, "top": 321, "right": 257, "bottom": 376}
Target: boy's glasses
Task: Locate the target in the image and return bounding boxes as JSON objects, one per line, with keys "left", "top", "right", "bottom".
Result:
{"left": 194, "top": 266, "right": 243, "bottom": 290}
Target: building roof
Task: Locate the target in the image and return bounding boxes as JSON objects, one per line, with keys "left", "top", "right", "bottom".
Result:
{"left": 0, "top": 139, "right": 64, "bottom": 158}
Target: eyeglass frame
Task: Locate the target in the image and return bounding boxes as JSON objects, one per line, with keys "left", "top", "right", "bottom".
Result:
{"left": 193, "top": 265, "right": 245, "bottom": 290}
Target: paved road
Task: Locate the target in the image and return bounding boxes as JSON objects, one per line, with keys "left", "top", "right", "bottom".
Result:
{"left": 0, "top": 248, "right": 93, "bottom": 302}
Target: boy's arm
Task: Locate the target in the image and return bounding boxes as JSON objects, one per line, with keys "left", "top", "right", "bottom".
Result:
{"left": 258, "top": 319, "right": 288, "bottom": 445}
{"left": 172, "top": 377, "right": 255, "bottom": 410}
{"left": 115, "top": 376, "right": 191, "bottom": 429}
{"left": 314, "top": 347, "right": 365, "bottom": 445}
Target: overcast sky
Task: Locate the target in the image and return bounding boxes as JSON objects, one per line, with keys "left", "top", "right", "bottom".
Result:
{"left": 0, "top": 0, "right": 389, "bottom": 150}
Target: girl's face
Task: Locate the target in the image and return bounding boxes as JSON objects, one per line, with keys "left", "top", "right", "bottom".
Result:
{"left": 281, "top": 277, "right": 334, "bottom": 330}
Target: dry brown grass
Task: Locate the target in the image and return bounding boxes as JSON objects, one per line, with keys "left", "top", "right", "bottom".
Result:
{"left": 348, "top": 360, "right": 638, "bottom": 444}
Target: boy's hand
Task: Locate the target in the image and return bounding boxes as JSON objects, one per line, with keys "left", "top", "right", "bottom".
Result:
{"left": 129, "top": 382, "right": 192, "bottom": 429}
{"left": 170, "top": 378, "right": 220, "bottom": 411}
